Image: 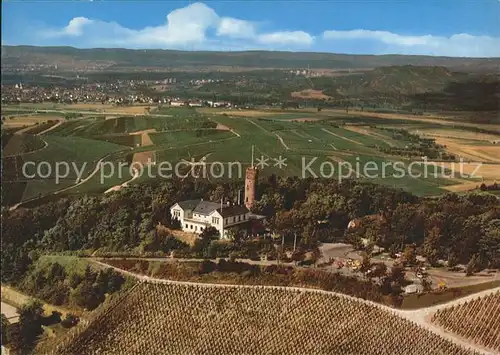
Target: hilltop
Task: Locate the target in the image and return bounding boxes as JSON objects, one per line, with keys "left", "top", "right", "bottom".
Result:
{"left": 2, "top": 45, "right": 500, "bottom": 72}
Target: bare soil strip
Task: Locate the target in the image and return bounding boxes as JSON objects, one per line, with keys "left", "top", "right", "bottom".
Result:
{"left": 321, "top": 127, "right": 363, "bottom": 146}
{"left": 324, "top": 109, "right": 500, "bottom": 133}
{"left": 129, "top": 129, "right": 156, "bottom": 146}
{"left": 291, "top": 89, "right": 331, "bottom": 100}
{"left": 216, "top": 124, "right": 230, "bottom": 131}
{"left": 344, "top": 125, "right": 396, "bottom": 147}
{"left": 415, "top": 129, "right": 500, "bottom": 142}
{"left": 290, "top": 118, "right": 323, "bottom": 122}
{"left": 434, "top": 137, "right": 500, "bottom": 163}
{"left": 104, "top": 168, "right": 140, "bottom": 194}
{"left": 216, "top": 110, "right": 285, "bottom": 117}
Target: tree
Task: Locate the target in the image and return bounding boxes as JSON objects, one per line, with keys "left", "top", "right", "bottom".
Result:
{"left": 421, "top": 276, "right": 432, "bottom": 292}
{"left": 61, "top": 313, "right": 79, "bottom": 329}
{"left": 200, "top": 226, "right": 220, "bottom": 240}
{"left": 401, "top": 244, "right": 417, "bottom": 267}
{"left": 370, "top": 263, "right": 388, "bottom": 279}
{"left": 9, "top": 301, "right": 44, "bottom": 353}
{"left": 466, "top": 254, "right": 481, "bottom": 276}
{"left": 479, "top": 219, "right": 500, "bottom": 269}
{"left": 1, "top": 313, "right": 9, "bottom": 346}
{"left": 422, "top": 227, "right": 442, "bottom": 266}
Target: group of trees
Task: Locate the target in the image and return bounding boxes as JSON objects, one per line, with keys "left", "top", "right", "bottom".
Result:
{"left": 19, "top": 262, "right": 126, "bottom": 311}
{"left": 2, "top": 176, "right": 499, "bottom": 293}
{"left": 2, "top": 301, "right": 49, "bottom": 354}
{"left": 345, "top": 194, "right": 500, "bottom": 269}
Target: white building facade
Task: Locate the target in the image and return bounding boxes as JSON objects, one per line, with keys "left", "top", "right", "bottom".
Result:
{"left": 170, "top": 200, "right": 251, "bottom": 239}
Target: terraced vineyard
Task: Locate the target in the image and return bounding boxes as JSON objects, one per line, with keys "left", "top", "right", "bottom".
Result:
{"left": 1, "top": 133, "right": 46, "bottom": 157}
{"left": 50, "top": 282, "right": 478, "bottom": 355}
{"left": 432, "top": 291, "right": 500, "bottom": 352}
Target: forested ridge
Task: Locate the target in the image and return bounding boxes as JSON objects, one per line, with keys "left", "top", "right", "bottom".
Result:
{"left": 2, "top": 177, "right": 499, "bottom": 286}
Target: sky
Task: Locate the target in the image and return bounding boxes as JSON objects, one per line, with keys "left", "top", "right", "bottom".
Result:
{"left": 2, "top": 0, "right": 500, "bottom": 57}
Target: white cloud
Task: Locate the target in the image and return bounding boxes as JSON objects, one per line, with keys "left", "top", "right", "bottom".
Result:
{"left": 258, "top": 31, "right": 315, "bottom": 46}
{"left": 63, "top": 17, "right": 93, "bottom": 36}
{"left": 322, "top": 29, "right": 500, "bottom": 57}
{"left": 30, "top": 2, "right": 499, "bottom": 56}
{"left": 41, "top": 2, "right": 314, "bottom": 49}
{"left": 217, "top": 18, "right": 256, "bottom": 39}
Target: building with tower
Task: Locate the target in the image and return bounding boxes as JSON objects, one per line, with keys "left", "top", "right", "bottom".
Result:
{"left": 170, "top": 146, "right": 263, "bottom": 239}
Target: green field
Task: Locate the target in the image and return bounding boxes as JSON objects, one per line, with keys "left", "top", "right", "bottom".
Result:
{"left": 2, "top": 108, "right": 485, "bottom": 206}
{"left": 2, "top": 136, "right": 127, "bottom": 203}
{"left": 149, "top": 130, "right": 234, "bottom": 147}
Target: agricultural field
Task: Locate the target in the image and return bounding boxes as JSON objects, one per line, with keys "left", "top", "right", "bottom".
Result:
{"left": 431, "top": 291, "right": 500, "bottom": 353}
{"left": 2, "top": 114, "right": 64, "bottom": 129}
{"left": 149, "top": 130, "right": 235, "bottom": 147}
{"left": 2, "top": 133, "right": 46, "bottom": 157}
{"left": 2, "top": 136, "right": 127, "bottom": 204}
{"left": 431, "top": 137, "right": 500, "bottom": 163}
{"left": 9, "top": 103, "right": 155, "bottom": 114}
{"left": 48, "top": 115, "right": 217, "bottom": 137}
{"left": 50, "top": 282, "right": 478, "bottom": 355}
{"left": 2, "top": 107, "right": 496, "bottom": 206}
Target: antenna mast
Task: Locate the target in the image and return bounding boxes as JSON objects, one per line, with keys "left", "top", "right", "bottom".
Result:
{"left": 251, "top": 145, "right": 255, "bottom": 168}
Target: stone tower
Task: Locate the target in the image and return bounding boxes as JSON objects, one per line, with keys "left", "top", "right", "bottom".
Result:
{"left": 244, "top": 146, "right": 258, "bottom": 209}
{"left": 245, "top": 166, "right": 258, "bottom": 209}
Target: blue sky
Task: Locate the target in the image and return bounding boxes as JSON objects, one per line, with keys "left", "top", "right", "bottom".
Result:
{"left": 3, "top": 0, "right": 500, "bottom": 57}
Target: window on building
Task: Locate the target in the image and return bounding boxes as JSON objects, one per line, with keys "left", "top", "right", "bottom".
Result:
{"left": 195, "top": 226, "right": 197, "bottom": 231}
{"left": 212, "top": 217, "right": 220, "bottom": 224}
{"left": 243, "top": 214, "right": 246, "bottom": 220}
{"left": 185, "top": 224, "right": 188, "bottom": 228}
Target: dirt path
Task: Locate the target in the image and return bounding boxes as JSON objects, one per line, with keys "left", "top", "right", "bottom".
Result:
{"left": 275, "top": 133, "right": 290, "bottom": 150}
{"left": 1, "top": 301, "right": 19, "bottom": 323}
{"left": 244, "top": 117, "right": 271, "bottom": 134}
{"left": 37, "top": 121, "right": 63, "bottom": 135}
{"left": 209, "top": 117, "right": 241, "bottom": 137}
{"left": 90, "top": 259, "right": 496, "bottom": 355}
{"left": 344, "top": 125, "right": 396, "bottom": 147}
{"left": 13, "top": 125, "right": 38, "bottom": 135}
{"left": 1, "top": 285, "right": 75, "bottom": 317}
{"left": 321, "top": 127, "right": 363, "bottom": 146}
{"left": 398, "top": 287, "right": 500, "bottom": 355}
{"left": 104, "top": 168, "right": 140, "bottom": 194}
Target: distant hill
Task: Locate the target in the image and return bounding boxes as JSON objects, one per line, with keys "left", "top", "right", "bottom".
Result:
{"left": 2, "top": 45, "right": 500, "bottom": 72}
{"left": 321, "top": 66, "right": 468, "bottom": 96}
